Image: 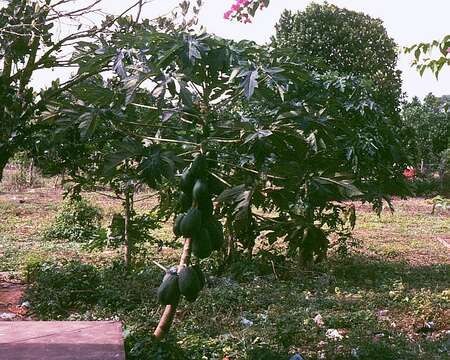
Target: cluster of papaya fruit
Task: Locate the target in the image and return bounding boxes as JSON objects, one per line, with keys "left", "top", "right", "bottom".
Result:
{"left": 157, "top": 264, "right": 205, "bottom": 305}
{"left": 173, "top": 153, "right": 224, "bottom": 258}
{"left": 157, "top": 154, "right": 224, "bottom": 305}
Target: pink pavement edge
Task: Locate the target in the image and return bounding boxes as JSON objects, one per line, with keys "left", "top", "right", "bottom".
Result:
{"left": 0, "top": 321, "right": 125, "bottom": 360}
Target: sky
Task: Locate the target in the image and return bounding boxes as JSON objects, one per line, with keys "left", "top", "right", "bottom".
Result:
{"left": 33, "top": 0, "right": 450, "bottom": 99}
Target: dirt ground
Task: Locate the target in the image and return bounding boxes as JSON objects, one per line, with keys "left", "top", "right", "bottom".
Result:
{"left": 0, "top": 273, "right": 28, "bottom": 320}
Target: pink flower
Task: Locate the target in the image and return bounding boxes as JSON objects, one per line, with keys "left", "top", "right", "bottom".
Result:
{"left": 447, "top": 47, "right": 450, "bottom": 54}
{"left": 224, "top": 10, "right": 232, "bottom": 19}
{"left": 244, "top": 17, "right": 252, "bottom": 24}
{"left": 403, "top": 167, "right": 416, "bottom": 179}
{"left": 231, "top": 4, "right": 240, "bottom": 11}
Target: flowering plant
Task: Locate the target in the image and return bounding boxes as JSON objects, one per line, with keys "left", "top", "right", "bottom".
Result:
{"left": 403, "top": 167, "right": 416, "bottom": 179}
{"left": 224, "top": 0, "right": 269, "bottom": 23}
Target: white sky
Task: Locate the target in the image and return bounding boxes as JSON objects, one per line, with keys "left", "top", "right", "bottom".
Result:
{"left": 34, "top": 0, "right": 450, "bottom": 99}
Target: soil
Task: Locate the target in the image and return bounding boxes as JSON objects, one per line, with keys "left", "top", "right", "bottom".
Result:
{"left": 0, "top": 273, "right": 28, "bottom": 320}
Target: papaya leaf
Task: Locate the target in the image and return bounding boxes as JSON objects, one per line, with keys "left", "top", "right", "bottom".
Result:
{"left": 240, "top": 69, "right": 259, "bottom": 99}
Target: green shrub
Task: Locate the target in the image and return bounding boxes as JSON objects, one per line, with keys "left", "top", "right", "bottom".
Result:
{"left": 410, "top": 175, "right": 441, "bottom": 196}
{"left": 43, "top": 198, "right": 106, "bottom": 243}
{"left": 26, "top": 261, "right": 101, "bottom": 318}
{"left": 21, "top": 252, "right": 50, "bottom": 282}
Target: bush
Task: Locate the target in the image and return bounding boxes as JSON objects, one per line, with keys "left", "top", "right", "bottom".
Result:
{"left": 43, "top": 198, "right": 106, "bottom": 243}
{"left": 26, "top": 261, "right": 102, "bottom": 318}
{"left": 25, "top": 259, "right": 160, "bottom": 319}
{"left": 409, "top": 175, "right": 441, "bottom": 197}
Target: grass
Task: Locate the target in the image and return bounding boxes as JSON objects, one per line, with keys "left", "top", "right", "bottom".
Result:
{"left": 0, "top": 187, "right": 449, "bottom": 359}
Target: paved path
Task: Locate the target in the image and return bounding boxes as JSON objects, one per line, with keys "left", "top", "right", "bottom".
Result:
{"left": 0, "top": 321, "right": 125, "bottom": 360}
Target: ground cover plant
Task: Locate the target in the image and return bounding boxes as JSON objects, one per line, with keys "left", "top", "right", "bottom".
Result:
{"left": 0, "top": 188, "right": 449, "bottom": 359}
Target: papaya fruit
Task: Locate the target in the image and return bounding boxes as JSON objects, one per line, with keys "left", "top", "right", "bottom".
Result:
{"left": 207, "top": 175, "right": 225, "bottom": 196}
{"left": 190, "top": 154, "right": 208, "bottom": 177}
{"left": 192, "top": 228, "right": 212, "bottom": 259}
{"left": 173, "top": 214, "right": 185, "bottom": 237}
{"left": 192, "top": 179, "right": 210, "bottom": 204}
{"left": 157, "top": 269, "right": 180, "bottom": 305}
{"left": 205, "top": 150, "right": 218, "bottom": 168}
{"left": 205, "top": 217, "right": 224, "bottom": 251}
{"left": 198, "top": 197, "right": 214, "bottom": 218}
{"left": 180, "top": 191, "right": 193, "bottom": 212}
{"left": 192, "top": 264, "right": 205, "bottom": 290}
{"left": 180, "top": 167, "right": 195, "bottom": 193}
{"left": 180, "top": 207, "right": 202, "bottom": 237}
{"left": 178, "top": 266, "right": 202, "bottom": 302}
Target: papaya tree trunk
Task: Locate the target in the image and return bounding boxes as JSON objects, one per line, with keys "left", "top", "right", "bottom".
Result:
{"left": 154, "top": 237, "right": 192, "bottom": 340}
{"left": 124, "top": 187, "right": 133, "bottom": 268}
{"left": 225, "top": 213, "right": 235, "bottom": 263}
{"left": 28, "top": 158, "right": 34, "bottom": 186}
{"left": 0, "top": 151, "right": 11, "bottom": 184}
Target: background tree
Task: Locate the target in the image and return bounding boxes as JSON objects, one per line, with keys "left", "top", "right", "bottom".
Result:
{"left": 401, "top": 94, "right": 449, "bottom": 167}
{"left": 271, "top": 3, "right": 403, "bottom": 121}
{"left": 405, "top": 35, "right": 450, "bottom": 78}
{"left": 0, "top": 0, "right": 149, "bottom": 182}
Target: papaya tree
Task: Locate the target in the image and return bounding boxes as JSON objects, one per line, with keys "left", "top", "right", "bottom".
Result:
{"left": 53, "top": 10, "right": 409, "bottom": 338}
{"left": 34, "top": 75, "right": 180, "bottom": 266}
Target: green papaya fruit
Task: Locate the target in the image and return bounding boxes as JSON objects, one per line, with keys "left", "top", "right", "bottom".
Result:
{"left": 205, "top": 217, "right": 224, "bottom": 251}
{"left": 178, "top": 266, "right": 202, "bottom": 301}
{"left": 157, "top": 269, "right": 180, "bottom": 305}
{"left": 180, "top": 207, "right": 202, "bottom": 237}
{"left": 192, "top": 179, "right": 210, "bottom": 203}
{"left": 208, "top": 175, "right": 226, "bottom": 196}
{"left": 173, "top": 214, "right": 185, "bottom": 237}
{"left": 180, "top": 167, "right": 195, "bottom": 193}
{"left": 205, "top": 150, "right": 218, "bottom": 168}
{"left": 192, "top": 228, "right": 212, "bottom": 259}
{"left": 190, "top": 154, "right": 208, "bottom": 177}
{"left": 180, "top": 191, "right": 193, "bottom": 212}
{"left": 198, "top": 197, "right": 214, "bottom": 218}
{"left": 192, "top": 264, "right": 205, "bottom": 290}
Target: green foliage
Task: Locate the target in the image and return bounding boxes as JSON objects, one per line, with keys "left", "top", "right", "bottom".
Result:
{"left": 26, "top": 259, "right": 161, "bottom": 318}
{"left": 405, "top": 35, "right": 450, "bottom": 78}
{"left": 409, "top": 175, "right": 442, "bottom": 197}
{"left": 272, "top": 3, "right": 402, "bottom": 118}
{"left": 106, "top": 212, "right": 161, "bottom": 249}
{"left": 43, "top": 198, "right": 106, "bottom": 244}
{"left": 25, "top": 250, "right": 450, "bottom": 359}
{"left": 400, "top": 94, "right": 449, "bottom": 165}
{"left": 45, "top": 14, "right": 406, "bottom": 263}
{"left": 5, "top": 1, "right": 409, "bottom": 267}
{"left": 0, "top": 0, "right": 119, "bottom": 181}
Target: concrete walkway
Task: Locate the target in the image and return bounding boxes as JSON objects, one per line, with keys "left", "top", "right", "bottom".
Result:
{"left": 0, "top": 321, "right": 125, "bottom": 360}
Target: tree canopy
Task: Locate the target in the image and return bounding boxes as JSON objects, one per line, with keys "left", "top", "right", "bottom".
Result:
{"left": 271, "top": 3, "right": 403, "bottom": 120}
{"left": 401, "top": 94, "right": 449, "bottom": 166}
{"left": 0, "top": 0, "right": 415, "bottom": 340}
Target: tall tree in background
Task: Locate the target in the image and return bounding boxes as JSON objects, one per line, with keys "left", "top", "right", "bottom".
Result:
{"left": 401, "top": 94, "right": 449, "bottom": 168}
{"left": 271, "top": 3, "right": 403, "bottom": 120}
{"left": 405, "top": 35, "right": 450, "bottom": 78}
